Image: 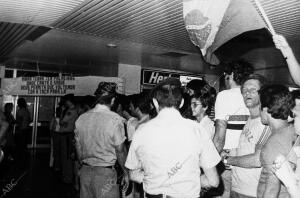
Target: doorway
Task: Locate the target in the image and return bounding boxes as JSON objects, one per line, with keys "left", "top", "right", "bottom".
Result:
{"left": 16, "top": 96, "right": 57, "bottom": 148}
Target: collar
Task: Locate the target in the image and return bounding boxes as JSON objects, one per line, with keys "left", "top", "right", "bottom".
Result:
{"left": 231, "top": 87, "right": 241, "bottom": 91}
{"left": 157, "top": 107, "right": 182, "bottom": 120}
{"left": 92, "top": 104, "right": 110, "bottom": 112}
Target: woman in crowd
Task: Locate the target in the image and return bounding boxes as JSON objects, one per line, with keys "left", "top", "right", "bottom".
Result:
{"left": 190, "top": 91, "right": 215, "bottom": 139}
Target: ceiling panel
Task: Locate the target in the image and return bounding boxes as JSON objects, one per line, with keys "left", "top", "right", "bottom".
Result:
{"left": 0, "top": 22, "right": 39, "bottom": 58}
{"left": 251, "top": 0, "right": 300, "bottom": 37}
{"left": 0, "top": 0, "right": 85, "bottom": 26}
{"left": 53, "top": 0, "right": 197, "bottom": 53}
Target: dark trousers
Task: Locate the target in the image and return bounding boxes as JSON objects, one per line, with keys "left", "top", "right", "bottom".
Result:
{"left": 52, "top": 132, "right": 61, "bottom": 171}
{"left": 14, "top": 130, "right": 28, "bottom": 160}
{"left": 60, "top": 132, "right": 74, "bottom": 183}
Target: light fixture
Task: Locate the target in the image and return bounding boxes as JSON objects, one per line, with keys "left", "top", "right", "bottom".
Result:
{"left": 106, "top": 43, "right": 117, "bottom": 48}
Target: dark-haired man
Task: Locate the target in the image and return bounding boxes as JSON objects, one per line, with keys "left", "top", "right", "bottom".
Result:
{"left": 74, "top": 82, "right": 129, "bottom": 198}
{"left": 125, "top": 78, "right": 220, "bottom": 198}
{"left": 257, "top": 84, "right": 296, "bottom": 198}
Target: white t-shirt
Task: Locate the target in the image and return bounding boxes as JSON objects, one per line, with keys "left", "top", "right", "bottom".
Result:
{"left": 199, "top": 115, "right": 215, "bottom": 139}
{"left": 231, "top": 117, "right": 266, "bottom": 197}
{"left": 215, "top": 88, "right": 249, "bottom": 149}
{"left": 125, "top": 108, "right": 220, "bottom": 198}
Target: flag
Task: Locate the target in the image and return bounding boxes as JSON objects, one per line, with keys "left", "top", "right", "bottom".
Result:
{"left": 183, "top": 0, "right": 230, "bottom": 57}
{"left": 184, "top": 0, "right": 268, "bottom": 65}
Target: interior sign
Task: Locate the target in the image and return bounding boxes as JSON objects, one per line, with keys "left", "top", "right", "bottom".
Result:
{"left": 20, "top": 76, "right": 75, "bottom": 95}
{"left": 142, "top": 69, "right": 180, "bottom": 86}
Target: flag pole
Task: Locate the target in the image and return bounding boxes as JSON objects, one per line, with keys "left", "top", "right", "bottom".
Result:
{"left": 253, "top": 0, "right": 276, "bottom": 35}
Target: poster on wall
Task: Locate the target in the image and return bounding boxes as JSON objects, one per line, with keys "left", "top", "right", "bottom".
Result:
{"left": 1, "top": 76, "right": 124, "bottom": 96}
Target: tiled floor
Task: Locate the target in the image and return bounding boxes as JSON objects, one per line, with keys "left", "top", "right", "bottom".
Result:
{"left": 0, "top": 149, "right": 78, "bottom": 198}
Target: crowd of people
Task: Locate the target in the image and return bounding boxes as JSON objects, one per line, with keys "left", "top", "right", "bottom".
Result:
{"left": 0, "top": 34, "right": 299, "bottom": 198}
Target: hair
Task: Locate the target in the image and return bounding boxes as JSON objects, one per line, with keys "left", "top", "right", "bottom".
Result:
{"left": 131, "top": 92, "right": 151, "bottom": 115}
{"left": 82, "top": 95, "right": 96, "bottom": 109}
{"left": 241, "top": 73, "right": 268, "bottom": 90}
{"left": 63, "top": 94, "right": 76, "bottom": 105}
{"left": 291, "top": 89, "right": 300, "bottom": 100}
{"left": 186, "top": 79, "right": 208, "bottom": 93}
{"left": 224, "top": 60, "right": 254, "bottom": 85}
{"left": 259, "top": 84, "right": 295, "bottom": 120}
{"left": 4, "top": 103, "right": 13, "bottom": 113}
{"left": 191, "top": 91, "right": 214, "bottom": 115}
{"left": 103, "top": 92, "right": 119, "bottom": 107}
{"left": 17, "top": 98, "right": 27, "bottom": 108}
{"left": 153, "top": 84, "right": 183, "bottom": 109}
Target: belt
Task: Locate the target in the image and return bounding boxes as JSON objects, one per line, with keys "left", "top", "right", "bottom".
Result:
{"left": 227, "top": 124, "right": 245, "bottom": 130}
{"left": 145, "top": 193, "right": 175, "bottom": 198}
{"left": 82, "top": 163, "right": 113, "bottom": 169}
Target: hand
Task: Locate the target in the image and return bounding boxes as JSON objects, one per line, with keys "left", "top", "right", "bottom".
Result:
{"left": 272, "top": 154, "right": 298, "bottom": 185}
{"left": 121, "top": 172, "right": 130, "bottom": 193}
{"left": 220, "top": 150, "right": 229, "bottom": 160}
{"left": 272, "top": 34, "right": 293, "bottom": 57}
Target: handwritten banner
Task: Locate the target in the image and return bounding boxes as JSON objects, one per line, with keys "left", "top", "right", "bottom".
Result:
{"left": 1, "top": 76, "right": 124, "bottom": 96}
{"left": 20, "top": 76, "right": 75, "bottom": 95}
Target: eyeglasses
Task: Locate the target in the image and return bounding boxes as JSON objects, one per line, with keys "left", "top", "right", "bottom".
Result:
{"left": 241, "top": 88, "right": 259, "bottom": 95}
{"left": 191, "top": 102, "right": 202, "bottom": 108}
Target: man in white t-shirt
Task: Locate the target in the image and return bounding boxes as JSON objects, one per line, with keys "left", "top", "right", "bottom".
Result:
{"left": 213, "top": 60, "right": 253, "bottom": 198}
{"left": 222, "top": 74, "right": 271, "bottom": 198}
{"left": 125, "top": 77, "right": 220, "bottom": 198}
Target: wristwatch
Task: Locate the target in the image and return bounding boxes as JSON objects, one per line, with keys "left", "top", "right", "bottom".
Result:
{"left": 223, "top": 158, "right": 228, "bottom": 165}
{"left": 223, "top": 156, "right": 231, "bottom": 170}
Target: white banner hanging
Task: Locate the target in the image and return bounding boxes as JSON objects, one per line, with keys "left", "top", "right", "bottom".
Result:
{"left": 1, "top": 76, "right": 124, "bottom": 96}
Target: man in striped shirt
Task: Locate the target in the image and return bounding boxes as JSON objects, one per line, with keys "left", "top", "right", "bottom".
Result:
{"left": 222, "top": 74, "right": 271, "bottom": 198}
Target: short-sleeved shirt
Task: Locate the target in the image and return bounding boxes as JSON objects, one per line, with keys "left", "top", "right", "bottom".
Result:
{"left": 127, "top": 115, "right": 150, "bottom": 141}
{"left": 215, "top": 88, "right": 249, "bottom": 149}
{"left": 257, "top": 125, "right": 296, "bottom": 198}
{"left": 199, "top": 115, "right": 215, "bottom": 139}
{"left": 125, "top": 108, "right": 220, "bottom": 198}
{"left": 231, "top": 117, "right": 268, "bottom": 197}
{"left": 74, "top": 104, "right": 126, "bottom": 167}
